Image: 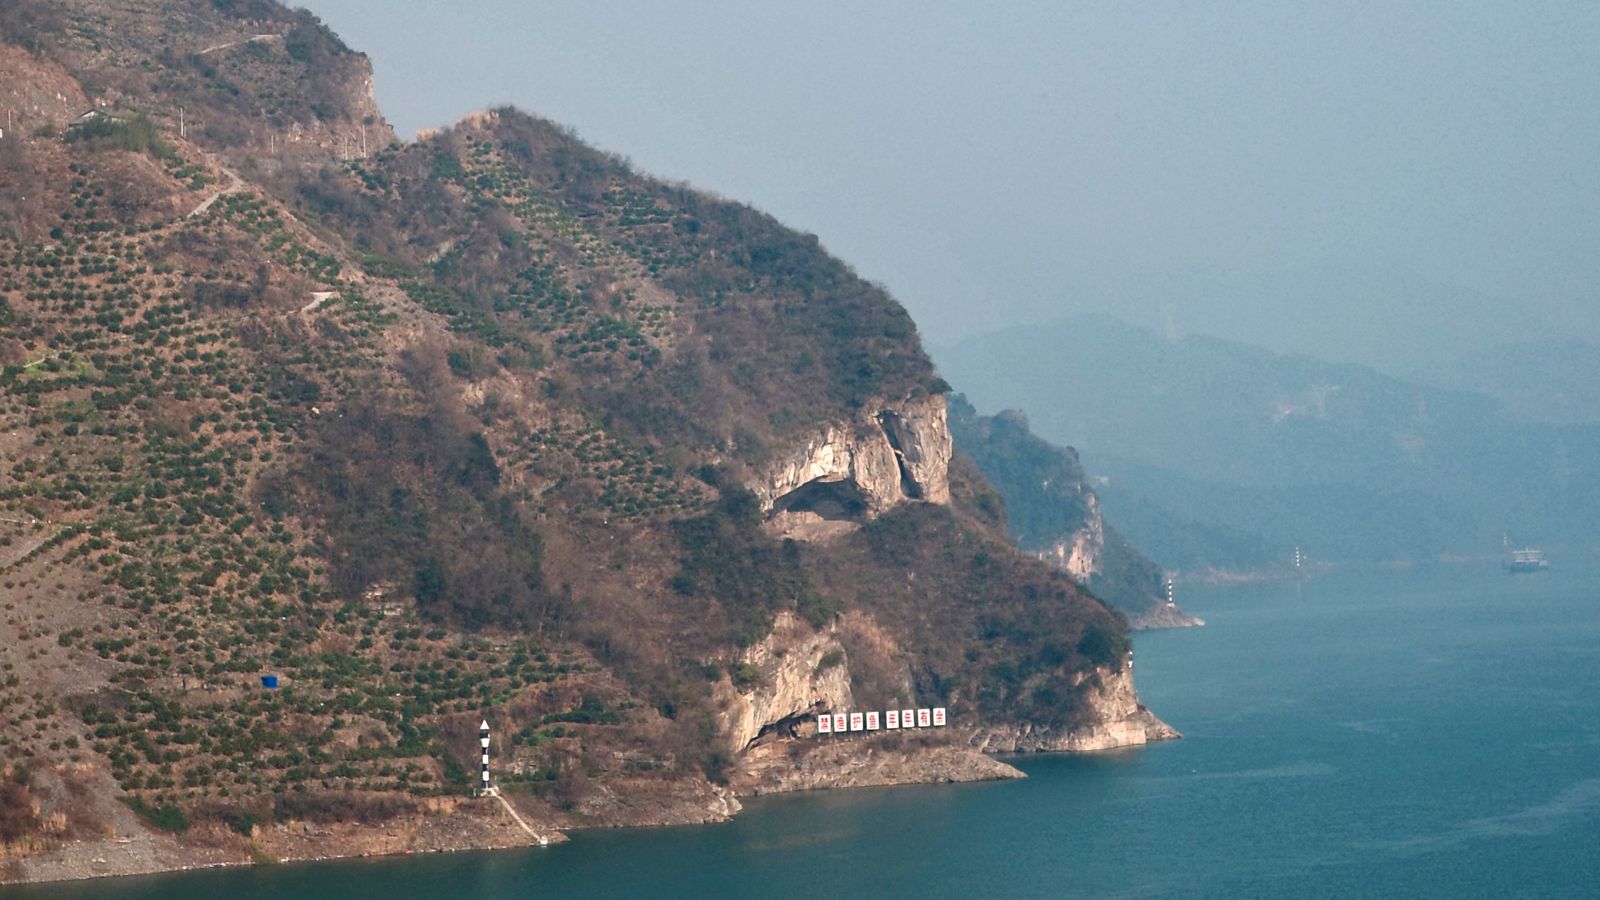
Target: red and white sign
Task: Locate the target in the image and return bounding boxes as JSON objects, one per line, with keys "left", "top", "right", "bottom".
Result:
{"left": 917, "top": 708, "right": 931, "bottom": 727}
{"left": 932, "top": 707, "right": 947, "bottom": 727}
{"left": 817, "top": 713, "right": 832, "bottom": 734}
{"left": 902, "top": 708, "right": 917, "bottom": 728}
{"left": 833, "top": 713, "right": 847, "bottom": 733}
{"left": 850, "top": 712, "right": 865, "bottom": 732}
{"left": 886, "top": 709, "right": 900, "bottom": 729}
{"left": 865, "top": 711, "right": 880, "bottom": 730}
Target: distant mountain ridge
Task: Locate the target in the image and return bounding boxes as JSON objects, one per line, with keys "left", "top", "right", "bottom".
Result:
{"left": 1412, "top": 337, "right": 1600, "bottom": 426}
{"left": 936, "top": 314, "right": 1600, "bottom": 567}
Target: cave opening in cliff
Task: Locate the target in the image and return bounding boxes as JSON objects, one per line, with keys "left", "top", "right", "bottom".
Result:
{"left": 772, "top": 478, "right": 870, "bottom": 522}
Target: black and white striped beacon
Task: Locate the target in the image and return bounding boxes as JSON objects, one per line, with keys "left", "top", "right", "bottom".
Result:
{"left": 479, "top": 719, "right": 491, "bottom": 794}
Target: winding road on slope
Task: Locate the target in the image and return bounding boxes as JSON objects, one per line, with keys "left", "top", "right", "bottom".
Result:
{"left": 187, "top": 164, "right": 244, "bottom": 218}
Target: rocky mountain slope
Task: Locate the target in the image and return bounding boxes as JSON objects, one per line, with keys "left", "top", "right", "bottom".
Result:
{"left": 948, "top": 396, "right": 1200, "bottom": 629}
{"left": 0, "top": 1, "right": 1171, "bottom": 881}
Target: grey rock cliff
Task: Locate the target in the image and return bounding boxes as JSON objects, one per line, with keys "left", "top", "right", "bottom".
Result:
{"left": 753, "top": 393, "right": 951, "bottom": 540}
{"left": 968, "top": 663, "right": 1179, "bottom": 753}
{"left": 714, "top": 612, "right": 855, "bottom": 752}
{"left": 1036, "top": 491, "right": 1106, "bottom": 583}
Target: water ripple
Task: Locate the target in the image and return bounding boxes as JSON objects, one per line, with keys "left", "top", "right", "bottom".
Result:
{"left": 1143, "top": 761, "right": 1336, "bottom": 786}
{"left": 1364, "top": 777, "right": 1600, "bottom": 857}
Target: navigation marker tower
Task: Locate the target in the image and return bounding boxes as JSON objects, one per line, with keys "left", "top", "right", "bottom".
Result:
{"left": 479, "top": 719, "right": 491, "bottom": 795}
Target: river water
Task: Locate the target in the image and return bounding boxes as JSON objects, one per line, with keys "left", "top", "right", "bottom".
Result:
{"left": 16, "top": 560, "right": 1600, "bottom": 898}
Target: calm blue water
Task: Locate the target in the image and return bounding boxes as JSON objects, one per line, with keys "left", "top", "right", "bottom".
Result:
{"left": 15, "top": 561, "right": 1600, "bottom": 898}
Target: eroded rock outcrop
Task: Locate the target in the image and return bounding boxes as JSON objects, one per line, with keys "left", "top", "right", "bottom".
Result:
{"left": 715, "top": 612, "right": 855, "bottom": 752}
{"left": 876, "top": 398, "right": 952, "bottom": 504}
{"left": 1130, "top": 601, "right": 1206, "bottom": 630}
{"left": 732, "top": 740, "right": 1024, "bottom": 795}
{"left": 1037, "top": 491, "right": 1105, "bottom": 582}
{"left": 968, "top": 663, "right": 1179, "bottom": 753}
{"left": 754, "top": 393, "right": 951, "bottom": 540}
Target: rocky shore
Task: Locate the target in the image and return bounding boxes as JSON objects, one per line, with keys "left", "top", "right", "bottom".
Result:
{"left": 8, "top": 712, "right": 1181, "bottom": 886}
{"left": 1131, "top": 604, "right": 1207, "bottom": 630}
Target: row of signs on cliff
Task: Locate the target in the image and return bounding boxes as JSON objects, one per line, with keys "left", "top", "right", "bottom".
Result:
{"left": 817, "top": 707, "right": 947, "bottom": 735}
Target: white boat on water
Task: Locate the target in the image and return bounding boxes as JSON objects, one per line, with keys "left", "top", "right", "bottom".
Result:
{"left": 1506, "top": 548, "right": 1549, "bottom": 573}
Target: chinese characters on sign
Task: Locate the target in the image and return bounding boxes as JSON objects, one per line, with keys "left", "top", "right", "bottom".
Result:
{"left": 816, "top": 707, "right": 948, "bottom": 737}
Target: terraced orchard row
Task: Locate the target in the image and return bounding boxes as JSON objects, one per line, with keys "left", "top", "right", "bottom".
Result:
{"left": 0, "top": 137, "right": 644, "bottom": 833}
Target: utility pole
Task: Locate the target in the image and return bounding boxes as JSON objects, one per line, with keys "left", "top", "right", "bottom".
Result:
{"left": 179, "top": 106, "right": 184, "bottom": 139}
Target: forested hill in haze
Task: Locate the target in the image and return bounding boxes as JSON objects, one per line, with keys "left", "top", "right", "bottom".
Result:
{"left": 1412, "top": 337, "right": 1600, "bottom": 427}
{"left": 937, "top": 314, "right": 1600, "bottom": 568}
{"left": 0, "top": 0, "right": 1171, "bottom": 880}
{"left": 947, "top": 396, "right": 1200, "bottom": 629}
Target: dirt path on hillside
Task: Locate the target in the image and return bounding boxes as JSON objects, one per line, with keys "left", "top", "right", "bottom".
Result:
{"left": 196, "top": 34, "right": 280, "bottom": 56}
{"left": 0, "top": 531, "right": 50, "bottom": 572}
{"left": 300, "top": 290, "right": 338, "bottom": 314}
{"left": 487, "top": 788, "right": 550, "bottom": 845}
{"left": 187, "top": 165, "right": 243, "bottom": 218}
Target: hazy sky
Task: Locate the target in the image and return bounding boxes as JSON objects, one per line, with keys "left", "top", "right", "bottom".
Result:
{"left": 301, "top": 1, "right": 1600, "bottom": 368}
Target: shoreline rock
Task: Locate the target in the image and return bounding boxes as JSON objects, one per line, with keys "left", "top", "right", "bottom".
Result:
{"left": 1130, "top": 604, "right": 1206, "bottom": 630}
{"left": 968, "top": 665, "right": 1181, "bottom": 753}
{"left": 730, "top": 737, "right": 1025, "bottom": 796}
{"left": 6, "top": 724, "right": 1179, "bottom": 886}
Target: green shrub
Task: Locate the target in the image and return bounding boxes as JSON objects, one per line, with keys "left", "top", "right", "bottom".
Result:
{"left": 1075, "top": 621, "right": 1129, "bottom": 669}
{"left": 123, "top": 796, "right": 189, "bottom": 832}
{"left": 814, "top": 649, "right": 845, "bottom": 674}
{"left": 730, "top": 662, "right": 762, "bottom": 690}
{"left": 65, "top": 114, "right": 175, "bottom": 160}
{"left": 797, "top": 590, "right": 841, "bottom": 629}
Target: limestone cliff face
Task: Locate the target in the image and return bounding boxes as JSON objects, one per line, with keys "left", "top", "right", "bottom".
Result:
{"left": 715, "top": 612, "right": 855, "bottom": 752}
{"left": 1037, "top": 492, "right": 1105, "bottom": 582}
{"left": 753, "top": 393, "right": 951, "bottom": 539}
{"left": 968, "top": 663, "right": 1179, "bottom": 753}
{"left": 722, "top": 612, "right": 1173, "bottom": 796}
{"left": 876, "top": 398, "right": 952, "bottom": 504}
